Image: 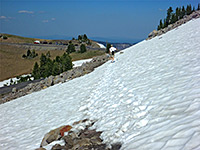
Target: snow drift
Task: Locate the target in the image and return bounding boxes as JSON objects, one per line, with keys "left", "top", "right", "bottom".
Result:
{"left": 0, "top": 18, "right": 200, "bottom": 150}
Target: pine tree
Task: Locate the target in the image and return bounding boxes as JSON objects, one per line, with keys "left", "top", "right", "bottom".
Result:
{"left": 78, "top": 35, "right": 82, "bottom": 41}
{"left": 67, "top": 43, "right": 75, "bottom": 54}
{"left": 159, "top": 19, "right": 163, "bottom": 30}
{"left": 83, "top": 34, "right": 88, "bottom": 41}
{"left": 192, "top": 6, "right": 195, "bottom": 12}
{"left": 61, "top": 53, "right": 72, "bottom": 71}
{"left": 163, "top": 19, "right": 167, "bottom": 28}
{"left": 171, "top": 13, "right": 176, "bottom": 24}
{"left": 175, "top": 7, "right": 180, "bottom": 21}
{"left": 197, "top": 3, "right": 200, "bottom": 10}
{"left": 80, "top": 44, "right": 87, "bottom": 53}
{"left": 40, "top": 53, "right": 47, "bottom": 67}
{"left": 181, "top": 6, "right": 186, "bottom": 18}
{"left": 186, "top": 4, "right": 192, "bottom": 15}
{"left": 166, "top": 7, "right": 173, "bottom": 26}
{"left": 32, "top": 62, "right": 40, "bottom": 79}
{"left": 27, "top": 50, "right": 31, "bottom": 57}
{"left": 106, "top": 43, "right": 111, "bottom": 53}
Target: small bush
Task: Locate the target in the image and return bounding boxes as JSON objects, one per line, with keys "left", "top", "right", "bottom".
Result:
{"left": 80, "top": 44, "right": 87, "bottom": 53}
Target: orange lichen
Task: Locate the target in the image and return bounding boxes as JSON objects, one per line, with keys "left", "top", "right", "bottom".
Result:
{"left": 60, "top": 125, "right": 72, "bottom": 136}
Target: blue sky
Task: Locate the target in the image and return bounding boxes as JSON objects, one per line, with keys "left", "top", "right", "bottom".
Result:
{"left": 0, "top": 0, "right": 199, "bottom": 43}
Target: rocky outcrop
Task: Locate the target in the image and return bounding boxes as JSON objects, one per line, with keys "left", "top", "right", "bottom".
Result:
{"left": 36, "top": 119, "right": 121, "bottom": 150}
{"left": 147, "top": 10, "right": 200, "bottom": 40}
{"left": 0, "top": 54, "right": 110, "bottom": 104}
{"left": 40, "top": 125, "right": 72, "bottom": 147}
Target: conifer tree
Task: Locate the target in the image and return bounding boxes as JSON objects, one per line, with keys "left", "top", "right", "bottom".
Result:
{"left": 192, "top": 6, "right": 195, "bottom": 12}
{"left": 40, "top": 53, "right": 47, "bottom": 67}
{"left": 157, "top": 19, "right": 163, "bottom": 30}
{"left": 67, "top": 43, "right": 75, "bottom": 54}
{"left": 80, "top": 44, "right": 87, "bottom": 53}
{"left": 166, "top": 7, "right": 173, "bottom": 26}
{"left": 106, "top": 43, "right": 111, "bottom": 53}
{"left": 175, "top": 7, "right": 181, "bottom": 20}
{"left": 78, "top": 35, "right": 82, "bottom": 41}
{"left": 197, "top": 3, "right": 200, "bottom": 10}
{"left": 171, "top": 14, "right": 176, "bottom": 24}
{"left": 32, "top": 62, "right": 40, "bottom": 79}
{"left": 186, "top": 4, "right": 192, "bottom": 15}
{"left": 163, "top": 19, "right": 167, "bottom": 28}
{"left": 83, "top": 34, "right": 88, "bottom": 41}
{"left": 181, "top": 6, "right": 186, "bottom": 18}
{"left": 27, "top": 50, "right": 31, "bottom": 57}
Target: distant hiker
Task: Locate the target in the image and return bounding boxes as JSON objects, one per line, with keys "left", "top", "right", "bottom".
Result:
{"left": 109, "top": 45, "right": 117, "bottom": 62}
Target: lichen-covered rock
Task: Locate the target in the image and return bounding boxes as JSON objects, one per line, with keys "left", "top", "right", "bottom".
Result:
{"left": 51, "top": 144, "right": 67, "bottom": 150}
{"left": 148, "top": 30, "right": 158, "bottom": 38}
{"left": 45, "top": 75, "right": 54, "bottom": 87}
{"left": 60, "top": 125, "right": 72, "bottom": 137}
{"left": 40, "top": 125, "right": 66, "bottom": 147}
{"left": 53, "top": 76, "right": 65, "bottom": 85}
{"left": 12, "top": 87, "right": 17, "bottom": 93}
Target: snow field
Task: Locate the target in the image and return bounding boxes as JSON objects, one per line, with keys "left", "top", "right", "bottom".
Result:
{"left": 0, "top": 18, "right": 200, "bottom": 150}
{"left": 80, "top": 18, "right": 200, "bottom": 149}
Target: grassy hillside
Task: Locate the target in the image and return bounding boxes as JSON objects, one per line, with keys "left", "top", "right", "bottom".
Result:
{"left": 0, "top": 34, "right": 105, "bottom": 81}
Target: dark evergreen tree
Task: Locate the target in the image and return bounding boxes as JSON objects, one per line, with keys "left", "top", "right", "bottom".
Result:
{"left": 198, "top": 3, "right": 200, "bottom": 10}
{"left": 80, "top": 44, "right": 87, "bottom": 53}
{"left": 171, "top": 13, "right": 176, "bottom": 24}
{"left": 106, "top": 43, "right": 111, "bottom": 53}
{"left": 180, "top": 6, "right": 186, "bottom": 19}
{"left": 175, "top": 7, "right": 181, "bottom": 21}
{"left": 166, "top": 7, "right": 173, "bottom": 26}
{"left": 61, "top": 53, "right": 72, "bottom": 71}
{"left": 78, "top": 35, "right": 82, "bottom": 41}
{"left": 40, "top": 53, "right": 47, "bottom": 67}
{"left": 163, "top": 19, "right": 167, "bottom": 28}
{"left": 32, "top": 52, "right": 72, "bottom": 79}
{"left": 157, "top": 19, "right": 163, "bottom": 30}
{"left": 186, "top": 4, "right": 192, "bottom": 15}
{"left": 83, "top": 34, "right": 88, "bottom": 41}
{"left": 192, "top": 6, "right": 195, "bottom": 12}
{"left": 52, "top": 62, "right": 60, "bottom": 76}
{"left": 32, "top": 62, "right": 40, "bottom": 79}
{"left": 67, "top": 43, "right": 75, "bottom": 54}
{"left": 27, "top": 50, "right": 31, "bottom": 57}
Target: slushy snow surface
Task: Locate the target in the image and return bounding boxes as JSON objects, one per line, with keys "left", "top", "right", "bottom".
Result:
{"left": 0, "top": 18, "right": 200, "bottom": 150}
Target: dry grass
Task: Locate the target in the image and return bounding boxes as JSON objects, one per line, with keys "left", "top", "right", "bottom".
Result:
{"left": 70, "top": 50, "right": 105, "bottom": 61}
{"left": 0, "top": 45, "right": 65, "bottom": 81}
{"left": 0, "top": 45, "right": 105, "bottom": 81}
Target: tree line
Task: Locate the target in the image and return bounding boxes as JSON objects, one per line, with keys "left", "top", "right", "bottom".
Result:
{"left": 22, "top": 49, "right": 38, "bottom": 59}
{"left": 66, "top": 43, "right": 87, "bottom": 54}
{"left": 32, "top": 52, "right": 72, "bottom": 79}
{"left": 157, "top": 3, "right": 200, "bottom": 30}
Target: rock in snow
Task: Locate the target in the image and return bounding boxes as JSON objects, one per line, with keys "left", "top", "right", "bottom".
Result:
{"left": 0, "top": 18, "right": 200, "bottom": 150}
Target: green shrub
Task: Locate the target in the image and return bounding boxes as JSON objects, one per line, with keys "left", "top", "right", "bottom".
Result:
{"left": 80, "top": 44, "right": 87, "bottom": 53}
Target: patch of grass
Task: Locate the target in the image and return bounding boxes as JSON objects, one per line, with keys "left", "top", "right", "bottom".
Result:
{"left": 0, "top": 45, "right": 65, "bottom": 81}
{"left": 70, "top": 50, "right": 105, "bottom": 61}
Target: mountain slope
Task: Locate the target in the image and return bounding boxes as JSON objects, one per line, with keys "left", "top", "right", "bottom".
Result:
{"left": 0, "top": 18, "right": 200, "bottom": 150}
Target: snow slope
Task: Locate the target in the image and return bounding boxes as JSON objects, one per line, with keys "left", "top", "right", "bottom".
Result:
{"left": 97, "top": 43, "right": 106, "bottom": 49}
{"left": 0, "top": 18, "right": 200, "bottom": 150}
